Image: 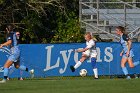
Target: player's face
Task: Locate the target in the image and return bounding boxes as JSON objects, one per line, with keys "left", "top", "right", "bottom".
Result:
{"left": 16, "top": 32, "right": 20, "bottom": 39}
{"left": 84, "top": 34, "right": 91, "bottom": 41}
{"left": 115, "top": 28, "right": 121, "bottom": 35}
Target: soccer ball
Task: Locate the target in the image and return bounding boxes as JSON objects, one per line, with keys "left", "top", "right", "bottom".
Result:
{"left": 79, "top": 69, "right": 87, "bottom": 77}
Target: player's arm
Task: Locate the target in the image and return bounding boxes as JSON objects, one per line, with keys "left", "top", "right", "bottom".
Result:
{"left": 120, "top": 50, "right": 124, "bottom": 56}
{"left": 76, "top": 47, "right": 89, "bottom": 52}
{"left": 0, "top": 33, "right": 13, "bottom": 48}
{"left": 0, "top": 40, "right": 12, "bottom": 48}
{"left": 127, "top": 39, "right": 132, "bottom": 53}
{"left": 76, "top": 41, "right": 95, "bottom": 52}
{"left": 122, "top": 34, "right": 131, "bottom": 56}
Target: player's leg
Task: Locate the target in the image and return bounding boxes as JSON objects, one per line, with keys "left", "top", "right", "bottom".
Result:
{"left": 70, "top": 54, "right": 87, "bottom": 72}
{"left": 18, "top": 70, "right": 23, "bottom": 80}
{"left": 127, "top": 50, "right": 140, "bottom": 67}
{"left": 0, "top": 60, "right": 13, "bottom": 83}
{"left": 7, "top": 64, "right": 15, "bottom": 80}
{"left": 14, "top": 47, "right": 34, "bottom": 78}
{"left": 128, "top": 58, "right": 139, "bottom": 78}
{"left": 14, "top": 62, "right": 28, "bottom": 71}
{"left": 133, "top": 61, "right": 140, "bottom": 67}
{"left": 14, "top": 61, "right": 34, "bottom": 78}
{"left": 91, "top": 57, "right": 98, "bottom": 79}
{"left": 127, "top": 51, "right": 139, "bottom": 78}
{"left": 127, "top": 58, "right": 134, "bottom": 68}
{"left": 121, "top": 57, "right": 131, "bottom": 79}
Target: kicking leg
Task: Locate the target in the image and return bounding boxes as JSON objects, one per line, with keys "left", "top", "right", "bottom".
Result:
{"left": 70, "top": 54, "right": 87, "bottom": 72}
{"left": 14, "top": 62, "right": 34, "bottom": 78}
{"left": 128, "top": 58, "right": 139, "bottom": 78}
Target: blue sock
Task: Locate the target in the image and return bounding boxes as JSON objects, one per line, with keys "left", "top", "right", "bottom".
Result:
{"left": 4, "top": 68, "right": 9, "bottom": 80}
{"left": 91, "top": 57, "right": 96, "bottom": 68}
{"left": 133, "top": 61, "right": 140, "bottom": 67}
{"left": 122, "top": 67, "right": 128, "bottom": 75}
{"left": 19, "top": 65, "right": 26, "bottom": 71}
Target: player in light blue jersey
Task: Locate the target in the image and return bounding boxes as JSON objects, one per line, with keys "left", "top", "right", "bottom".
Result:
{"left": 116, "top": 26, "right": 140, "bottom": 79}
{"left": 0, "top": 25, "right": 34, "bottom": 83}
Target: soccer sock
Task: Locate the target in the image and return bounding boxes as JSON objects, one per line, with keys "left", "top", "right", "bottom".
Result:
{"left": 19, "top": 65, "right": 28, "bottom": 72}
{"left": 74, "top": 61, "right": 82, "bottom": 69}
{"left": 122, "top": 67, "right": 129, "bottom": 75}
{"left": 4, "top": 68, "right": 8, "bottom": 80}
{"left": 93, "top": 68, "right": 98, "bottom": 78}
{"left": 9, "top": 65, "right": 15, "bottom": 75}
{"left": 133, "top": 61, "right": 140, "bottom": 67}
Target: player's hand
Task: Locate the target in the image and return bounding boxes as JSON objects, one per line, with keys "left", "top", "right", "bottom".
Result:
{"left": 120, "top": 52, "right": 123, "bottom": 56}
{"left": 0, "top": 45, "right": 2, "bottom": 48}
{"left": 76, "top": 48, "right": 84, "bottom": 52}
{"left": 0, "top": 44, "right": 3, "bottom": 48}
{"left": 126, "top": 51, "right": 130, "bottom": 57}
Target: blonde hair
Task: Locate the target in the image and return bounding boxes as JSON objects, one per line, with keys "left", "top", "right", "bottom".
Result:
{"left": 85, "top": 32, "right": 92, "bottom": 37}
{"left": 85, "top": 32, "right": 97, "bottom": 41}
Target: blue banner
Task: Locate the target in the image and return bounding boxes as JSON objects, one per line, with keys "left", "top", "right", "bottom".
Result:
{"left": 0, "top": 43, "right": 140, "bottom": 78}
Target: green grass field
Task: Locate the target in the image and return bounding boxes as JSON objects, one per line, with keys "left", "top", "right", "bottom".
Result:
{"left": 0, "top": 77, "right": 140, "bottom": 93}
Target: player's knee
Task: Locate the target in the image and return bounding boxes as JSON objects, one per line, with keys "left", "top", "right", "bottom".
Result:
{"left": 82, "top": 54, "right": 87, "bottom": 57}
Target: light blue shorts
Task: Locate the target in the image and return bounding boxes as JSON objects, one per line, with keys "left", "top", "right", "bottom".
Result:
{"left": 8, "top": 47, "right": 20, "bottom": 62}
{"left": 122, "top": 50, "right": 134, "bottom": 58}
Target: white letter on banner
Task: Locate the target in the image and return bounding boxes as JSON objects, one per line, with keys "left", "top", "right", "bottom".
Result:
{"left": 59, "top": 49, "right": 73, "bottom": 74}
{"left": 74, "top": 51, "right": 79, "bottom": 63}
{"left": 96, "top": 47, "right": 102, "bottom": 62}
{"left": 104, "top": 47, "right": 113, "bottom": 62}
{"left": 44, "top": 45, "right": 59, "bottom": 71}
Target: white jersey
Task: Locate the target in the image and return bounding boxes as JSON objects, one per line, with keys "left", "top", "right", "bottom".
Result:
{"left": 83, "top": 39, "right": 97, "bottom": 58}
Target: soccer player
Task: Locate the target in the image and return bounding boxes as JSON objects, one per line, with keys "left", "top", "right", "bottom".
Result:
{"left": 0, "top": 25, "right": 34, "bottom": 83}
{"left": 70, "top": 32, "right": 98, "bottom": 79}
{"left": 116, "top": 26, "right": 140, "bottom": 79}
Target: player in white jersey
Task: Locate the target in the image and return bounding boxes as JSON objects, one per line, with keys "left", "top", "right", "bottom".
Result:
{"left": 70, "top": 32, "right": 98, "bottom": 79}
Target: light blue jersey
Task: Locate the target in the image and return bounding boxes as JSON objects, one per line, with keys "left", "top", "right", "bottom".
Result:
{"left": 120, "top": 34, "right": 134, "bottom": 58}
{"left": 7, "top": 32, "right": 20, "bottom": 62}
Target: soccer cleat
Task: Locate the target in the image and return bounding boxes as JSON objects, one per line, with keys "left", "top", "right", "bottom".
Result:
{"left": 70, "top": 65, "right": 75, "bottom": 72}
{"left": 29, "top": 69, "right": 34, "bottom": 78}
{"left": 135, "top": 76, "right": 138, "bottom": 79}
{"left": 18, "top": 77, "right": 24, "bottom": 80}
{"left": 126, "top": 76, "right": 131, "bottom": 79}
{"left": 0, "top": 79, "right": 6, "bottom": 83}
{"left": 134, "top": 74, "right": 139, "bottom": 79}
{"left": 94, "top": 77, "right": 99, "bottom": 79}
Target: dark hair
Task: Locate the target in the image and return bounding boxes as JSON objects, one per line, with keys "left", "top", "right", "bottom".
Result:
{"left": 116, "top": 26, "right": 125, "bottom": 34}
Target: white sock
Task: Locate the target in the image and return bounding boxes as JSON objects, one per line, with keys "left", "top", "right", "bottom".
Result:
{"left": 74, "top": 61, "right": 82, "bottom": 69}
{"left": 93, "top": 68, "right": 98, "bottom": 78}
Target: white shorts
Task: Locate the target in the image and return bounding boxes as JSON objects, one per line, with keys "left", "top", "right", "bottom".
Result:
{"left": 82, "top": 50, "right": 97, "bottom": 58}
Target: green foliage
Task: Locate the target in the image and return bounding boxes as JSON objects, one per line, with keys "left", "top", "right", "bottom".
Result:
{"left": 21, "top": 12, "right": 43, "bottom": 43}
{"left": 51, "top": 15, "right": 84, "bottom": 43}
{"left": 0, "top": 0, "right": 83, "bottom": 43}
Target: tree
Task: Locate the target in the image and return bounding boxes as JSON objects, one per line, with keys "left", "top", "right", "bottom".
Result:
{"left": 0, "top": 0, "right": 84, "bottom": 43}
